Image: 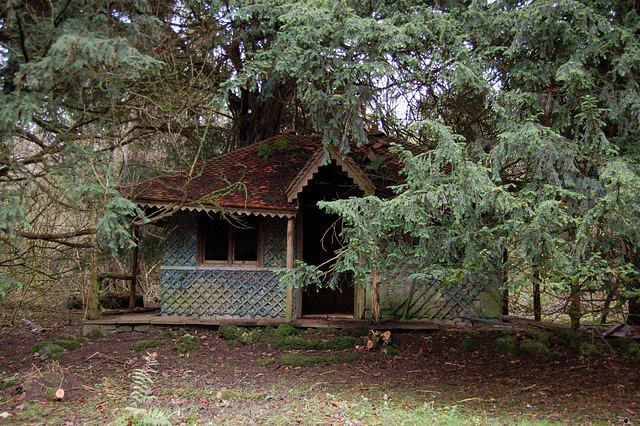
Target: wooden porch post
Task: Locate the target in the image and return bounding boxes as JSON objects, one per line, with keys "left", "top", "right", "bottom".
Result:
{"left": 285, "top": 216, "right": 295, "bottom": 322}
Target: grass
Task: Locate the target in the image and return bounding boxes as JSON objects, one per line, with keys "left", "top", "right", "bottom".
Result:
{"left": 5, "top": 366, "right": 608, "bottom": 426}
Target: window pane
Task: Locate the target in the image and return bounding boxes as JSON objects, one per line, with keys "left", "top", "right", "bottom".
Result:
{"left": 203, "top": 216, "right": 229, "bottom": 261}
{"left": 234, "top": 217, "right": 258, "bottom": 262}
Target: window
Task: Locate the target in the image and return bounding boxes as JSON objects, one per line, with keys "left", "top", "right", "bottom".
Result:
{"left": 199, "top": 213, "right": 261, "bottom": 265}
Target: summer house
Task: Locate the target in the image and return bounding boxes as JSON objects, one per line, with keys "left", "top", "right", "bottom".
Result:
{"left": 126, "top": 130, "right": 500, "bottom": 322}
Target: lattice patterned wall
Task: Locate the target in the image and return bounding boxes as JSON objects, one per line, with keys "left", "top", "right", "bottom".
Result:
{"left": 263, "top": 216, "right": 287, "bottom": 268}
{"left": 388, "top": 278, "right": 500, "bottom": 320}
{"left": 163, "top": 211, "right": 198, "bottom": 267}
{"left": 162, "top": 269, "right": 286, "bottom": 318}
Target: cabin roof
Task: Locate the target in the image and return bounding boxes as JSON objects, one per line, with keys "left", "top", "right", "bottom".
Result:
{"left": 123, "top": 132, "right": 417, "bottom": 217}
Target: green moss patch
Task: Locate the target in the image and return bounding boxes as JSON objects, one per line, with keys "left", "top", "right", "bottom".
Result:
{"left": 322, "top": 336, "right": 359, "bottom": 350}
{"left": 55, "top": 340, "right": 81, "bottom": 351}
{"left": 29, "top": 341, "right": 64, "bottom": 361}
{"left": 275, "top": 323, "right": 296, "bottom": 336}
{"left": 218, "top": 324, "right": 247, "bottom": 340}
{"left": 280, "top": 353, "right": 341, "bottom": 366}
{"left": 256, "top": 358, "right": 277, "bottom": 367}
{"left": 132, "top": 339, "right": 166, "bottom": 352}
{"left": 173, "top": 334, "right": 200, "bottom": 354}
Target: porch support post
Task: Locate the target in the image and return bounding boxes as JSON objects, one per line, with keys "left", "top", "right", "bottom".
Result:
{"left": 285, "top": 216, "right": 295, "bottom": 322}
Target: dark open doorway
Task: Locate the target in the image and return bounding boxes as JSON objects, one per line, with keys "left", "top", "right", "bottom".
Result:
{"left": 299, "top": 161, "right": 362, "bottom": 316}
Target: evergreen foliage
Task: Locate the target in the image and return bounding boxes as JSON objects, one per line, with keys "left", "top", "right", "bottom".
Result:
{"left": 1, "top": 0, "right": 639, "bottom": 325}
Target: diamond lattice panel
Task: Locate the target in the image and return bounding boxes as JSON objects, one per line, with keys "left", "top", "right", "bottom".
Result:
{"left": 163, "top": 212, "right": 198, "bottom": 267}
{"left": 161, "top": 268, "right": 286, "bottom": 318}
{"left": 263, "top": 217, "right": 287, "bottom": 268}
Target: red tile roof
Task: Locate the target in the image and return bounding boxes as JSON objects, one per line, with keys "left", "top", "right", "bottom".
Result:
{"left": 123, "top": 132, "right": 415, "bottom": 216}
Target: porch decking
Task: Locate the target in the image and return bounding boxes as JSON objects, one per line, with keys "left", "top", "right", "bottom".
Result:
{"left": 82, "top": 310, "right": 441, "bottom": 335}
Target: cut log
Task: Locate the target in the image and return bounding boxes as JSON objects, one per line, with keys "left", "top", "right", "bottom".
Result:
{"left": 367, "top": 330, "right": 392, "bottom": 350}
{"left": 55, "top": 388, "right": 65, "bottom": 401}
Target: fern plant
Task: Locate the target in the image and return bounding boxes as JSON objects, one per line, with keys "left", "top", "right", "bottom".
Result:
{"left": 111, "top": 352, "right": 172, "bottom": 426}
{"left": 129, "top": 351, "right": 158, "bottom": 404}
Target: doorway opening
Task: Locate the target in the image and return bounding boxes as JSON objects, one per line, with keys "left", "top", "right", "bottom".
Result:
{"left": 299, "top": 161, "right": 362, "bottom": 316}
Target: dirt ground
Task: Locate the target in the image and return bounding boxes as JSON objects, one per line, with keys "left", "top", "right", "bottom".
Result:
{"left": 0, "top": 313, "right": 638, "bottom": 425}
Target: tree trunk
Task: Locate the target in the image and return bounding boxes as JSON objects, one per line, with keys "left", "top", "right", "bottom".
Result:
{"left": 85, "top": 247, "right": 101, "bottom": 320}
{"left": 501, "top": 249, "right": 509, "bottom": 316}
{"left": 568, "top": 276, "right": 581, "bottom": 330}
{"left": 231, "top": 80, "right": 296, "bottom": 146}
{"left": 533, "top": 268, "right": 541, "bottom": 322}
{"left": 371, "top": 268, "right": 381, "bottom": 325}
{"left": 129, "top": 225, "right": 140, "bottom": 312}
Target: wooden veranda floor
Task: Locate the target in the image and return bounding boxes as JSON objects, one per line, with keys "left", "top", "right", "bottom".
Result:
{"left": 83, "top": 310, "right": 441, "bottom": 332}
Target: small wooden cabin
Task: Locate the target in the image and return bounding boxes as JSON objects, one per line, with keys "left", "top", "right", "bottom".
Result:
{"left": 126, "top": 131, "right": 501, "bottom": 322}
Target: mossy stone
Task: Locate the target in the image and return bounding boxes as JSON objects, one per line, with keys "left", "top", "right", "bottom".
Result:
{"left": 495, "top": 335, "right": 518, "bottom": 357}
{"left": 554, "top": 328, "right": 581, "bottom": 350}
{"left": 85, "top": 329, "right": 104, "bottom": 340}
{"left": 520, "top": 339, "right": 552, "bottom": 357}
{"left": 30, "top": 342, "right": 63, "bottom": 361}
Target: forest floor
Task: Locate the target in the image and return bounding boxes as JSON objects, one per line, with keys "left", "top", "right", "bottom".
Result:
{"left": 0, "top": 311, "right": 638, "bottom": 425}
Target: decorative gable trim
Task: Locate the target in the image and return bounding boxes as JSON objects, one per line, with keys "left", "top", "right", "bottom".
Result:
{"left": 136, "top": 201, "right": 297, "bottom": 218}
{"left": 286, "top": 145, "right": 376, "bottom": 203}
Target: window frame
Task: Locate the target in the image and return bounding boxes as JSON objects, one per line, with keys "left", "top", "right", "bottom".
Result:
{"left": 198, "top": 213, "right": 263, "bottom": 267}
